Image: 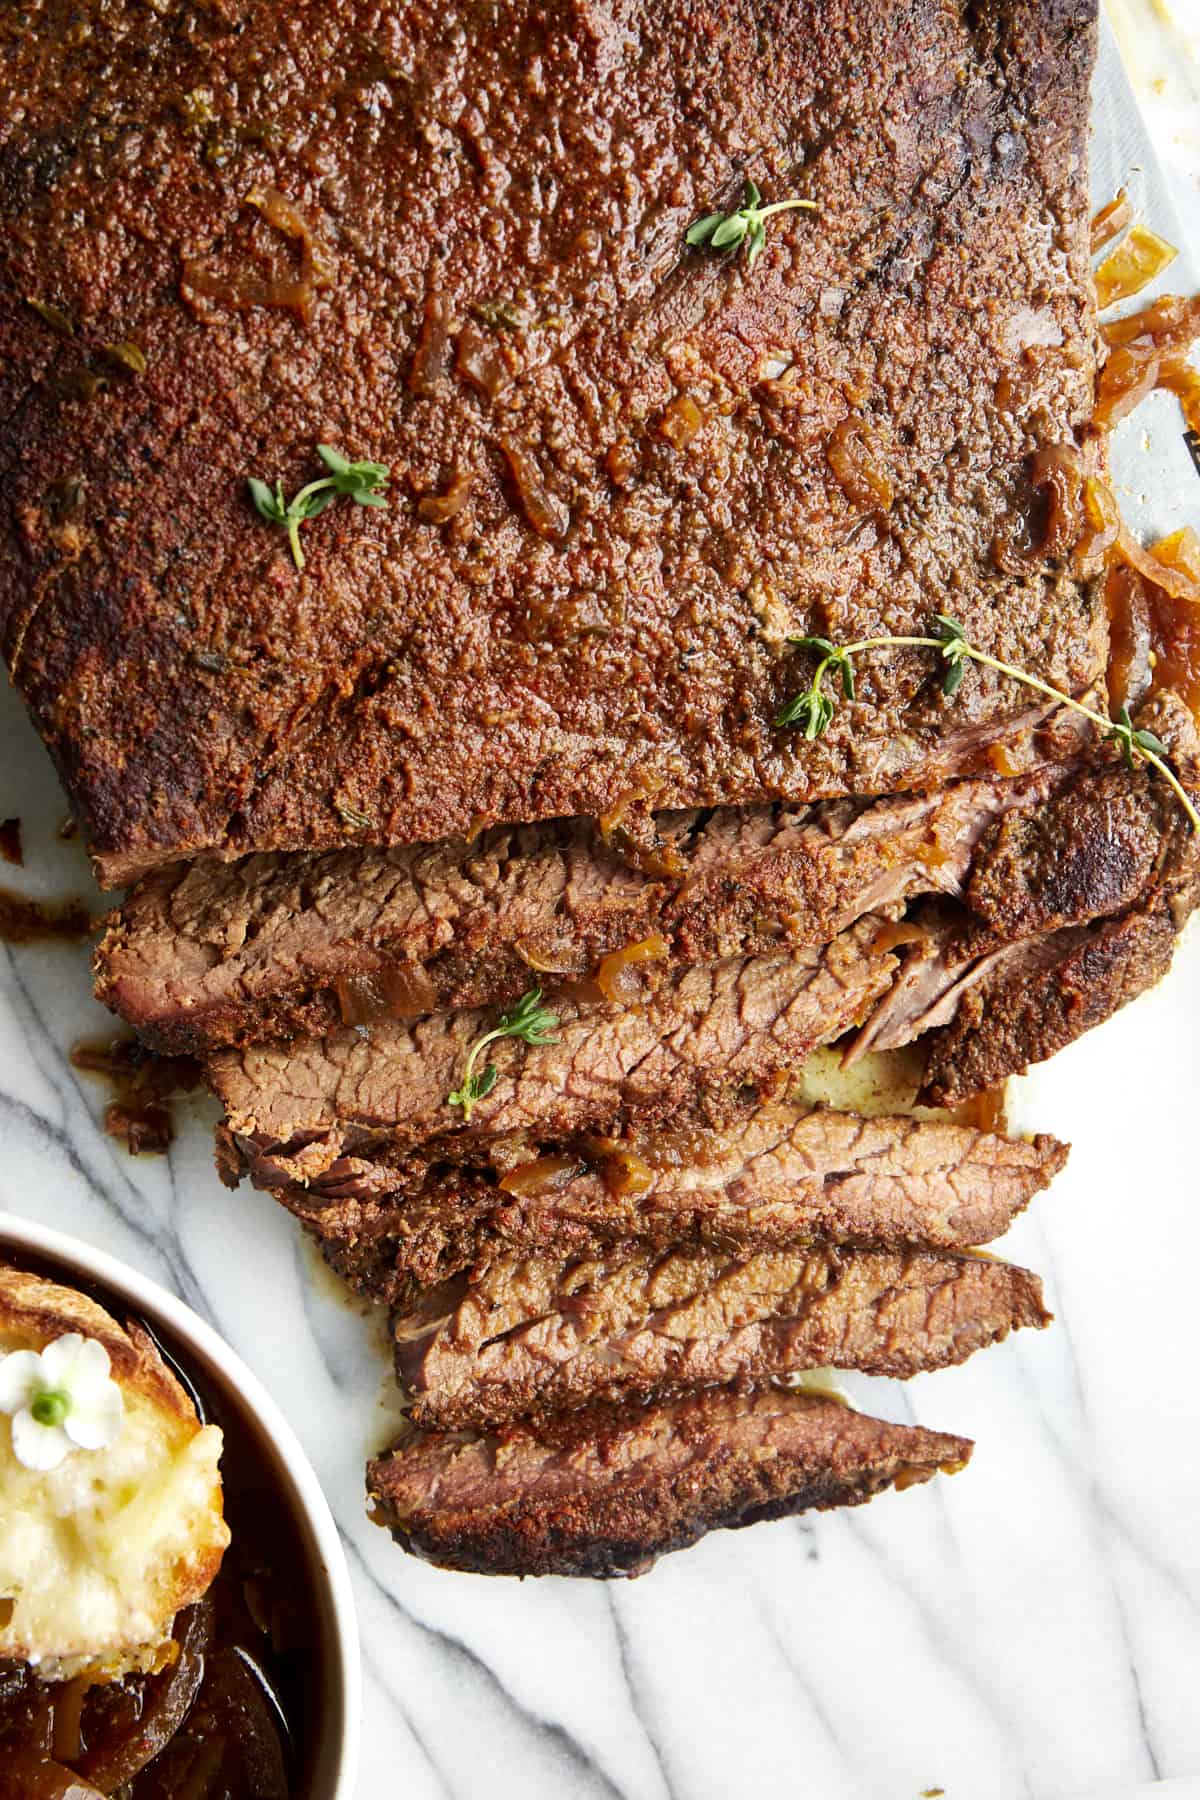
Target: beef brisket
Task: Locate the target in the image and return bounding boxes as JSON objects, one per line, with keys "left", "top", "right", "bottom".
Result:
{"left": 0, "top": 0, "right": 1099, "bottom": 883}
{"left": 395, "top": 1243, "right": 1050, "bottom": 1429}
{"left": 209, "top": 924, "right": 899, "bottom": 1189}
{"left": 366, "top": 1386, "right": 973, "bottom": 1578}
{"left": 96, "top": 754, "right": 1078, "bottom": 1054}
{"left": 276, "top": 1104, "right": 1067, "bottom": 1302}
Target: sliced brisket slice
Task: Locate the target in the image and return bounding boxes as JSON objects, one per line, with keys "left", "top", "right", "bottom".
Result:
{"left": 279, "top": 1103, "right": 1067, "bottom": 1303}
{"left": 395, "top": 1243, "right": 1050, "bottom": 1430}
{"left": 1, "top": 0, "right": 1099, "bottom": 882}
{"left": 366, "top": 1386, "right": 973, "bottom": 1579}
{"left": 853, "top": 694, "right": 1200, "bottom": 1097}
{"left": 923, "top": 878, "right": 1196, "bottom": 1104}
{"left": 96, "top": 750, "right": 1080, "bottom": 1055}
{"left": 209, "top": 925, "right": 898, "bottom": 1191}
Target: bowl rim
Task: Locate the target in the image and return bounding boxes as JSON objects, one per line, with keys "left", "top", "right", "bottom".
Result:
{"left": 0, "top": 1210, "right": 362, "bottom": 1799}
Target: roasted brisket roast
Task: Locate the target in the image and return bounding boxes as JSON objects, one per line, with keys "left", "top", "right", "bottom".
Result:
{"left": 2, "top": 0, "right": 1145, "bottom": 1578}
{"left": 1, "top": 0, "right": 1099, "bottom": 884}
{"left": 367, "top": 1386, "right": 973, "bottom": 1578}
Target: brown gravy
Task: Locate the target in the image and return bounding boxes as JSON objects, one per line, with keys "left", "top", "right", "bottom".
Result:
{"left": 0, "top": 889, "right": 92, "bottom": 944}
{"left": 69, "top": 1038, "right": 203, "bottom": 1157}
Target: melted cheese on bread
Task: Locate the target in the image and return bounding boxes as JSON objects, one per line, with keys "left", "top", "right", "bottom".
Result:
{"left": 0, "top": 1265, "right": 229, "bottom": 1678}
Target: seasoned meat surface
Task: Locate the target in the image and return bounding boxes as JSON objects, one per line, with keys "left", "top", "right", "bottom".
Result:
{"left": 367, "top": 1386, "right": 973, "bottom": 1578}
{"left": 273, "top": 1103, "right": 1067, "bottom": 1300}
{"left": 396, "top": 1242, "right": 1050, "bottom": 1428}
{"left": 0, "top": 0, "right": 1099, "bottom": 882}
{"left": 96, "top": 742, "right": 1085, "bottom": 1053}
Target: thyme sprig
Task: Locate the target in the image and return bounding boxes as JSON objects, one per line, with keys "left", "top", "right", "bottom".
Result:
{"left": 248, "top": 444, "right": 389, "bottom": 569}
{"left": 776, "top": 614, "right": 1200, "bottom": 832}
{"left": 686, "top": 179, "right": 817, "bottom": 269}
{"left": 448, "top": 988, "right": 561, "bottom": 1123}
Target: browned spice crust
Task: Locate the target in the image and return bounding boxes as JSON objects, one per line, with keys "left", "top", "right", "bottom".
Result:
{"left": 0, "top": 0, "right": 1098, "bottom": 883}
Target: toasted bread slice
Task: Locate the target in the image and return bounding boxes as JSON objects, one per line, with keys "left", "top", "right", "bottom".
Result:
{"left": 0, "top": 1263, "right": 228, "bottom": 1679}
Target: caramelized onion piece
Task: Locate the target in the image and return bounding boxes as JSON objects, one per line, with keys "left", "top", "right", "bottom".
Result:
{"left": 597, "top": 774, "right": 662, "bottom": 841}
{"left": 871, "top": 919, "right": 928, "bottom": 952}
{"left": 1028, "top": 443, "right": 1083, "bottom": 559}
{"left": 1158, "top": 354, "right": 1200, "bottom": 433}
{"left": 952, "top": 1084, "right": 1008, "bottom": 1133}
{"left": 78, "top": 1602, "right": 212, "bottom": 1790}
{"left": 1090, "top": 188, "right": 1133, "bottom": 255}
{"left": 659, "top": 394, "right": 703, "bottom": 450}
{"left": 1108, "top": 560, "right": 1200, "bottom": 717}
{"left": 50, "top": 1678, "right": 88, "bottom": 1765}
{"left": 1092, "top": 337, "right": 1160, "bottom": 430}
{"left": 826, "top": 416, "right": 894, "bottom": 510}
{"left": 595, "top": 776, "right": 683, "bottom": 875}
{"left": 183, "top": 188, "right": 333, "bottom": 324}
{"left": 986, "top": 742, "right": 1020, "bottom": 778}
{"left": 1093, "top": 294, "right": 1200, "bottom": 430}
{"left": 500, "top": 439, "right": 568, "bottom": 540}
{"left": 410, "top": 294, "right": 455, "bottom": 395}
{"left": 597, "top": 1146, "right": 654, "bottom": 1198}
{"left": 1100, "top": 293, "right": 1200, "bottom": 350}
{"left": 1117, "top": 528, "right": 1200, "bottom": 605}
{"left": 514, "top": 934, "right": 589, "bottom": 977}
{"left": 498, "top": 1154, "right": 586, "bottom": 1198}
{"left": 1075, "top": 475, "right": 1121, "bottom": 565}
{"left": 380, "top": 964, "right": 440, "bottom": 1018}
{"left": 1152, "top": 526, "right": 1200, "bottom": 587}
{"left": 336, "top": 971, "right": 388, "bottom": 1027}
{"left": 594, "top": 933, "right": 670, "bottom": 1005}
{"left": 184, "top": 1646, "right": 289, "bottom": 1799}
{"left": 456, "top": 323, "right": 510, "bottom": 399}
{"left": 417, "top": 471, "right": 473, "bottom": 523}
{"left": 337, "top": 964, "right": 440, "bottom": 1025}
{"left": 1094, "top": 225, "right": 1177, "bottom": 310}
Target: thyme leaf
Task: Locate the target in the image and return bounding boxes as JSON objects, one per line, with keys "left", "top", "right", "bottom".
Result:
{"left": 448, "top": 987, "right": 561, "bottom": 1123}
{"left": 775, "top": 619, "right": 1200, "bottom": 832}
{"left": 686, "top": 178, "right": 817, "bottom": 269}
{"left": 247, "top": 444, "right": 390, "bottom": 568}
{"left": 1108, "top": 705, "right": 1168, "bottom": 770}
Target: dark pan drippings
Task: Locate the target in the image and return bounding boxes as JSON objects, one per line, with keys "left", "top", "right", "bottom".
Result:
{"left": 0, "top": 888, "right": 92, "bottom": 944}
{"left": 70, "top": 1038, "right": 203, "bottom": 1155}
{"left": 0, "top": 1252, "right": 325, "bottom": 1796}
{"left": 0, "top": 820, "right": 22, "bottom": 867}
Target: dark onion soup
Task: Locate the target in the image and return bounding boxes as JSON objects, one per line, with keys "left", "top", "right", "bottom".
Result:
{"left": 0, "top": 1255, "right": 326, "bottom": 1797}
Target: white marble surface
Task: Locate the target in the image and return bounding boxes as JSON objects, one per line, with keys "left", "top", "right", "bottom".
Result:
{"left": 2, "top": 16, "right": 1200, "bottom": 1800}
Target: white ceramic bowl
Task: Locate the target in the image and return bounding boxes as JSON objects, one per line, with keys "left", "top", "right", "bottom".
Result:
{"left": 0, "top": 1213, "right": 361, "bottom": 1799}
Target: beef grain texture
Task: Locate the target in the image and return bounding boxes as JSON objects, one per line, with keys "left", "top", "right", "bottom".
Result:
{"left": 395, "top": 1243, "right": 1051, "bottom": 1429}
{"left": 209, "top": 924, "right": 899, "bottom": 1189}
{"left": 95, "top": 742, "right": 1089, "bottom": 1053}
{"left": 279, "top": 1103, "right": 1068, "bottom": 1302}
{"left": 0, "top": 0, "right": 1099, "bottom": 884}
{"left": 366, "top": 1386, "right": 973, "bottom": 1578}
